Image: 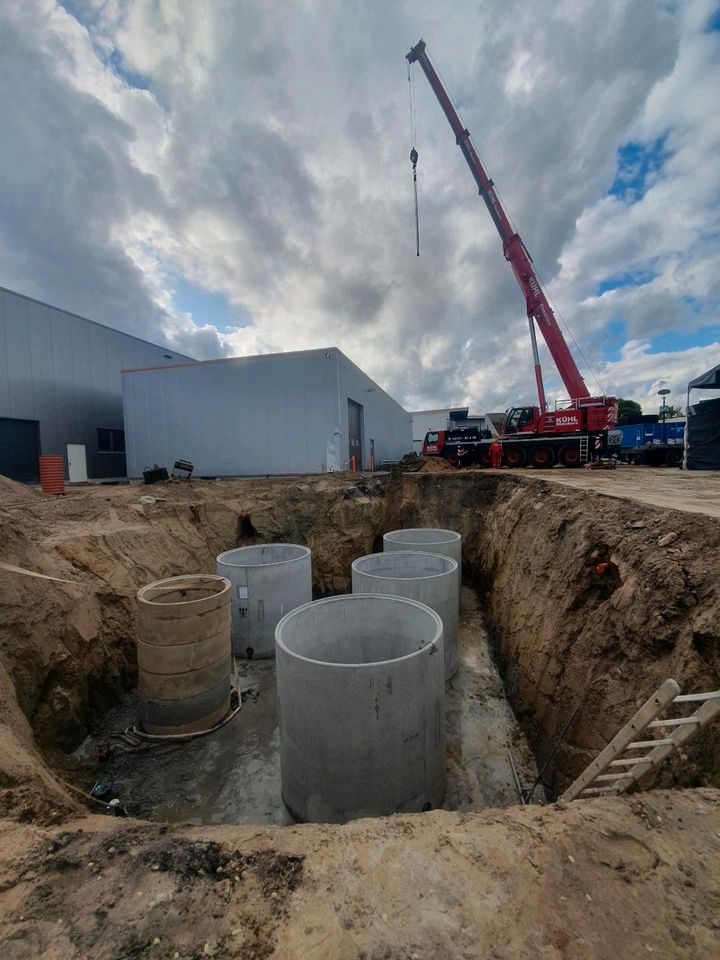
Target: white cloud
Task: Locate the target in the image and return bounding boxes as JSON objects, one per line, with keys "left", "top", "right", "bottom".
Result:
{"left": 0, "top": 0, "right": 717, "bottom": 412}
{"left": 597, "top": 339, "right": 720, "bottom": 412}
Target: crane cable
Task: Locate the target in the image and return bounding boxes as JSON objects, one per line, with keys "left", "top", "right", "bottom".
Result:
{"left": 422, "top": 46, "right": 606, "bottom": 394}
{"left": 407, "top": 61, "right": 420, "bottom": 256}
{"left": 533, "top": 262, "right": 607, "bottom": 397}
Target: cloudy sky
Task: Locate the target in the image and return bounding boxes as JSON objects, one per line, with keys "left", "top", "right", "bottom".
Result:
{"left": 1, "top": 0, "right": 718, "bottom": 414}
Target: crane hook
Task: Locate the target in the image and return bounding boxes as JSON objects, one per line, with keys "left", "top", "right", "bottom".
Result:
{"left": 410, "top": 148, "right": 419, "bottom": 256}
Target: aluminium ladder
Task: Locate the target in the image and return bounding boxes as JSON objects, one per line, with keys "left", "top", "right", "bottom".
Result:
{"left": 561, "top": 678, "right": 720, "bottom": 802}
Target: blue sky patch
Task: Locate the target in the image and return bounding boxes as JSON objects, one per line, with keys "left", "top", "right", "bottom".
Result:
{"left": 609, "top": 135, "right": 670, "bottom": 202}
{"left": 173, "top": 277, "right": 253, "bottom": 332}
{"left": 596, "top": 269, "right": 656, "bottom": 296}
{"left": 58, "top": 2, "right": 151, "bottom": 92}
{"left": 107, "top": 49, "right": 150, "bottom": 92}
{"left": 705, "top": 7, "right": 720, "bottom": 31}
{"left": 645, "top": 323, "right": 720, "bottom": 354}
{"left": 600, "top": 319, "right": 627, "bottom": 362}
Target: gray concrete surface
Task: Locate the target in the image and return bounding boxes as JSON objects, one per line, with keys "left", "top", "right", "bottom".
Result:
{"left": 513, "top": 464, "right": 720, "bottom": 517}
{"left": 216, "top": 543, "right": 312, "bottom": 658}
{"left": 351, "top": 550, "right": 459, "bottom": 680}
{"left": 275, "top": 594, "right": 446, "bottom": 823}
{"left": 383, "top": 528, "right": 462, "bottom": 602}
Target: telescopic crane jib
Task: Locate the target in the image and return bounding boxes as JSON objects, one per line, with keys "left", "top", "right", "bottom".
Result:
{"left": 406, "top": 39, "right": 614, "bottom": 422}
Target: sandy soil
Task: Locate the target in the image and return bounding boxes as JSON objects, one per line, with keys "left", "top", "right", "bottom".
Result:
{"left": 1, "top": 470, "right": 720, "bottom": 957}
{"left": 396, "top": 472, "right": 720, "bottom": 796}
{"left": 1, "top": 790, "right": 719, "bottom": 959}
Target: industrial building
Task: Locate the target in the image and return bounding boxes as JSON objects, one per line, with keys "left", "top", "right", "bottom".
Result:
{"left": 0, "top": 286, "right": 191, "bottom": 482}
{"left": 122, "top": 347, "right": 412, "bottom": 477}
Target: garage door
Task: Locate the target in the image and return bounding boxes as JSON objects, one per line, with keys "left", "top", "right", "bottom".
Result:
{"left": 0, "top": 417, "right": 40, "bottom": 482}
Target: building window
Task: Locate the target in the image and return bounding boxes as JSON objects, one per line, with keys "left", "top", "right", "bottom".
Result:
{"left": 97, "top": 428, "right": 125, "bottom": 453}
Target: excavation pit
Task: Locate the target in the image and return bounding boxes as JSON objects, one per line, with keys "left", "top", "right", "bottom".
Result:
{"left": 76, "top": 584, "right": 536, "bottom": 824}
{"left": 2, "top": 470, "right": 719, "bottom": 831}
{"left": 2, "top": 470, "right": 720, "bottom": 957}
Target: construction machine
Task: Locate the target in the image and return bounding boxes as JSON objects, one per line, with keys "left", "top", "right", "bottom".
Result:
{"left": 407, "top": 40, "right": 619, "bottom": 468}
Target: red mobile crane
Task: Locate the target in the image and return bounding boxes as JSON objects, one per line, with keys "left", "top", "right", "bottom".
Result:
{"left": 407, "top": 40, "right": 619, "bottom": 468}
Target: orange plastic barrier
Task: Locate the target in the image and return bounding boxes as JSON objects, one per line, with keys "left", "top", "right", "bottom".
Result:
{"left": 39, "top": 455, "right": 65, "bottom": 495}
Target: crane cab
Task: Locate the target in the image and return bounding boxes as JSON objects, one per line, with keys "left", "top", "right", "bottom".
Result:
{"left": 504, "top": 406, "right": 539, "bottom": 434}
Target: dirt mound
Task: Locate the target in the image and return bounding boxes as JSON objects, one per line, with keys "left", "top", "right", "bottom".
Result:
{"left": 0, "top": 474, "right": 39, "bottom": 504}
{"left": 0, "top": 791, "right": 718, "bottom": 959}
{"left": 416, "top": 455, "right": 455, "bottom": 472}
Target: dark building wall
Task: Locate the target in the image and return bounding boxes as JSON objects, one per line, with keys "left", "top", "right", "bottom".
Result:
{"left": 0, "top": 286, "right": 193, "bottom": 481}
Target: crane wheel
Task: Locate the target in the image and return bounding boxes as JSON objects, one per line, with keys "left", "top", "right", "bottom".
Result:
{"left": 529, "top": 446, "right": 555, "bottom": 468}
{"left": 477, "top": 449, "right": 493, "bottom": 468}
{"left": 667, "top": 449, "right": 683, "bottom": 467}
{"left": 558, "top": 445, "right": 581, "bottom": 467}
{"left": 503, "top": 447, "right": 526, "bottom": 467}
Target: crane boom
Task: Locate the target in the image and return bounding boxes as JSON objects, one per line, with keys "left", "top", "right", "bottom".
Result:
{"left": 406, "top": 39, "right": 591, "bottom": 407}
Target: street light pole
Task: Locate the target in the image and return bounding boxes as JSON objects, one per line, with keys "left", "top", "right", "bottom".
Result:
{"left": 658, "top": 387, "right": 671, "bottom": 442}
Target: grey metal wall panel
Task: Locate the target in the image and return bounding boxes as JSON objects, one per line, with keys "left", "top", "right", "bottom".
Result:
{"left": 337, "top": 352, "right": 412, "bottom": 468}
{"left": 123, "top": 350, "right": 344, "bottom": 477}
{"left": 0, "top": 286, "right": 192, "bottom": 480}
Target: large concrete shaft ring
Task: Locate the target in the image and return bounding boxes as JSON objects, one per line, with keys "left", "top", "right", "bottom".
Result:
{"left": 216, "top": 543, "right": 312, "bottom": 658}
{"left": 383, "top": 528, "right": 462, "bottom": 604}
{"left": 275, "top": 593, "right": 446, "bottom": 824}
{"left": 352, "top": 550, "right": 459, "bottom": 680}
{"left": 136, "top": 574, "right": 232, "bottom": 735}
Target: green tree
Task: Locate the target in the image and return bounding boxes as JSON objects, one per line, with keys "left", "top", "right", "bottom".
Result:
{"left": 665, "top": 404, "right": 685, "bottom": 418}
{"left": 617, "top": 398, "right": 642, "bottom": 419}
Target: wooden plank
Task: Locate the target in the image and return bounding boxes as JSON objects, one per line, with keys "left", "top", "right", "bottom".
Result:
{"left": 560, "top": 679, "right": 680, "bottom": 803}
{"left": 609, "top": 757, "right": 651, "bottom": 766}
{"left": 595, "top": 773, "right": 630, "bottom": 781}
{"left": 627, "top": 739, "right": 673, "bottom": 749}
{"left": 674, "top": 691, "right": 720, "bottom": 703}
{"left": 579, "top": 786, "right": 620, "bottom": 796}
{"left": 611, "top": 695, "right": 720, "bottom": 794}
{"left": 649, "top": 717, "right": 700, "bottom": 728}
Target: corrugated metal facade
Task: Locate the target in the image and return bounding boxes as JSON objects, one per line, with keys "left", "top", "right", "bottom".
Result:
{"left": 0, "top": 286, "right": 192, "bottom": 480}
{"left": 122, "top": 348, "right": 412, "bottom": 476}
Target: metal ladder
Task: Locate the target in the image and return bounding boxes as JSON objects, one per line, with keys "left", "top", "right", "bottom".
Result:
{"left": 561, "top": 679, "right": 720, "bottom": 802}
{"left": 578, "top": 434, "right": 589, "bottom": 463}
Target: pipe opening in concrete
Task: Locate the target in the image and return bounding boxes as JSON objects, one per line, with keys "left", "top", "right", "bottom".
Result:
{"left": 351, "top": 551, "right": 459, "bottom": 679}
{"left": 137, "top": 575, "right": 229, "bottom": 606}
{"left": 216, "top": 543, "right": 312, "bottom": 659}
{"left": 217, "top": 543, "right": 310, "bottom": 567}
{"left": 383, "top": 528, "right": 461, "bottom": 548}
{"left": 383, "top": 528, "right": 463, "bottom": 603}
{"left": 352, "top": 551, "right": 457, "bottom": 581}
{"left": 276, "top": 594, "right": 446, "bottom": 822}
{"left": 276, "top": 593, "right": 441, "bottom": 665}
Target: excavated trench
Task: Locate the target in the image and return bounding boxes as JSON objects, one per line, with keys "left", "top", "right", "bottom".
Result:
{"left": 1, "top": 471, "right": 719, "bottom": 827}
